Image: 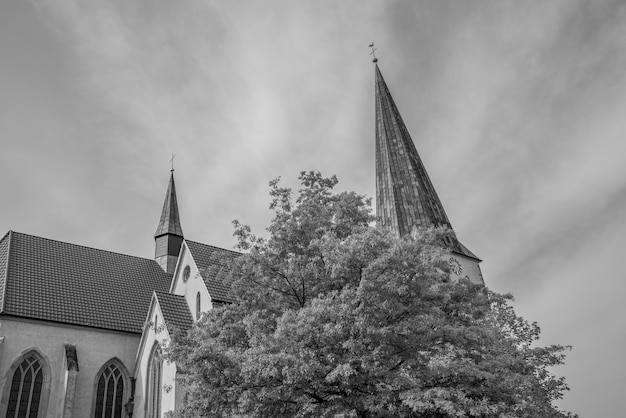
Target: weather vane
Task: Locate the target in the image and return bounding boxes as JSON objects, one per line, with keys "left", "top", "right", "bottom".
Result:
{"left": 170, "top": 154, "right": 176, "bottom": 172}
{"left": 369, "top": 42, "right": 378, "bottom": 63}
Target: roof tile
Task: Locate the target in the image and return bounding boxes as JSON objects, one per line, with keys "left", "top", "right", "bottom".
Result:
{"left": 0, "top": 232, "right": 171, "bottom": 333}
{"left": 186, "top": 240, "right": 239, "bottom": 303}
{"left": 155, "top": 292, "right": 193, "bottom": 333}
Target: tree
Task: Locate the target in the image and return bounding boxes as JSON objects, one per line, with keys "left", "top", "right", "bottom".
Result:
{"left": 166, "top": 171, "right": 577, "bottom": 418}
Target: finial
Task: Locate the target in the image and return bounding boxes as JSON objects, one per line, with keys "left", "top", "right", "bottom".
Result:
{"left": 369, "top": 42, "right": 378, "bottom": 63}
{"left": 170, "top": 154, "right": 176, "bottom": 172}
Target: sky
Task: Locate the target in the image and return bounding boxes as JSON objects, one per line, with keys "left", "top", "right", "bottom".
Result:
{"left": 0, "top": 0, "right": 624, "bottom": 416}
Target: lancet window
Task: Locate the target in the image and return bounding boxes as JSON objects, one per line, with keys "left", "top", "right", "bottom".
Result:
{"left": 147, "top": 344, "right": 163, "bottom": 418}
{"left": 5, "top": 352, "right": 47, "bottom": 418}
{"left": 93, "top": 360, "right": 126, "bottom": 418}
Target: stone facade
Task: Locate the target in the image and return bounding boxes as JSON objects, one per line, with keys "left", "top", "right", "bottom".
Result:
{"left": 0, "top": 318, "right": 138, "bottom": 417}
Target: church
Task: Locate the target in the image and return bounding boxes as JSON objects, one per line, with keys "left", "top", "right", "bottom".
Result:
{"left": 0, "top": 62, "right": 483, "bottom": 418}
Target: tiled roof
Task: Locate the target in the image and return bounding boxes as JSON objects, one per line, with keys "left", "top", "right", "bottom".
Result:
{"left": 0, "top": 231, "right": 171, "bottom": 334}
{"left": 186, "top": 240, "right": 239, "bottom": 303}
{"left": 155, "top": 291, "right": 193, "bottom": 333}
{"left": 456, "top": 240, "right": 480, "bottom": 261}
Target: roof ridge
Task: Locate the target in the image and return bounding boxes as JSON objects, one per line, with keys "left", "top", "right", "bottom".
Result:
{"left": 7, "top": 231, "right": 157, "bottom": 263}
{"left": 154, "top": 290, "right": 185, "bottom": 298}
{"left": 185, "top": 239, "right": 241, "bottom": 256}
{"left": 0, "top": 231, "right": 13, "bottom": 313}
{"left": 0, "top": 230, "right": 11, "bottom": 242}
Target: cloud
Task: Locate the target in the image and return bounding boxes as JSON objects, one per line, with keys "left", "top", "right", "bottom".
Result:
{"left": 2, "top": 2, "right": 624, "bottom": 415}
{"left": 23, "top": 0, "right": 394, "bottom": 250}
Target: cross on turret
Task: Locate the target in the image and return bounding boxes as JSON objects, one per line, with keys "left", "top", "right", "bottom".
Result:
{"left": 170, "top": 154, "right": 176, "bottom": 172}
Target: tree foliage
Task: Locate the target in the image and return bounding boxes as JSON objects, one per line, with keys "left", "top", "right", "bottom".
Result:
{"left": 166, "top": 171, "right": 577, "bottom": 418}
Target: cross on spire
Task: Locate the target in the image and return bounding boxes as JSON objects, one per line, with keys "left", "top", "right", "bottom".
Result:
{"left": 170, "top": 154, "right": 176, "bottom": 172}
{"left": 369, "top": 42, "right": 378, "bottom": 63}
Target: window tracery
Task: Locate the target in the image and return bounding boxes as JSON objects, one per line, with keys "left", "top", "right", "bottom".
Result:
{"left": 147, "top": 344, "right": 163, "bottom": 418}
{"left": 4, "top": 351, "right": 48, "bottom": 418}
{"left": 93, "top": 360, "right": 126, "bottom": 418}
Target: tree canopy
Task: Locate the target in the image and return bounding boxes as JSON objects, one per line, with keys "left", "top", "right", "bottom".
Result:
{"left": 166, "top": 171, "right": 577, "bottom": 418}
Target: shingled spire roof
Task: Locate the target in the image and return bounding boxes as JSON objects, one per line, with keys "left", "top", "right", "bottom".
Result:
{"left": 374, "top": 63, "right": 478, "bottom": 260}
{"left": 375, "top": 63, "right": 452, "bottom": 234}
{"left": 155, "top": 171, "right": 183, "bottom": 238}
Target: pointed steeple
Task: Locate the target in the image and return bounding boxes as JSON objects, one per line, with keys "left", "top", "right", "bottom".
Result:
{"left": 375, "top": 63, "right": 452, "bottom": 236}
{"left": 155, "top": 170, "right": 184, "bottom": 274}
{"left": 374, "top": 63, "right": 480, "bottom": 264}
{"left": 155, "top": 171, "right": 183, "bottom": 238}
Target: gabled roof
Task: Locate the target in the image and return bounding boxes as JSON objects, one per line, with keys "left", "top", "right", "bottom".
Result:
{"left": 154, "top": 291, "right": 193, "bottom": 333}
{"left": 155, "top": 171, "right": 184, "bottom": 238}
{"left": 0, "top": 231, "right": 171, "bottom": 333}
{"left": 186, "top": 240, "right": 239, "bottom": 303}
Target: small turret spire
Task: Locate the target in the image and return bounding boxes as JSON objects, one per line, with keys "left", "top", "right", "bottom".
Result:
{"left": 155, "top": 169, "right": 184, "bottom": 274}
{"left": 155, "top": 171, "right": 183, "bottom": 238}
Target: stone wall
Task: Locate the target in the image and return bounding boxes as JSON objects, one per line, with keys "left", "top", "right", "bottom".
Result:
{"left": 0, "top": 317, "right": 139, "bottom": 417}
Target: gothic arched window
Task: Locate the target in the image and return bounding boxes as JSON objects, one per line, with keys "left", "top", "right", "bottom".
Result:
{"left": 146, "top": 344, "right": 163, "bottom": 418}
{"left": 4, "top": 351, "right": 49, "bottom": 418}
{"left": 93, "top": 360, "right": 127, "bottom": 418}
{"left": 196, "top": 292, "right": 201, "bottom": 320}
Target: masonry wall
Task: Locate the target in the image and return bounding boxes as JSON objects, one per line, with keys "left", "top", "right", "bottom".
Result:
{"left": 455, "top": 254, "right": 484, "bottom": 285}
{"left": 0, "top": 317, "right": 139, "bottom": 417}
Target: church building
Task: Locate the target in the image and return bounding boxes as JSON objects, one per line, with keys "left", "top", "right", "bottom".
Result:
{"left": 0, "top": 62, "right": 482, "bottom": 417}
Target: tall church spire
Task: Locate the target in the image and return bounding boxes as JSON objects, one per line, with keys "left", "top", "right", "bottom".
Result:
{"left": 374, "top": 62, "right": 483, "bottom": 283}
{"left": 375, "top": 63, "right": 451, "bottom": 236}
{"left": 155, "top": 170, "right": 184, "bottom": 274}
